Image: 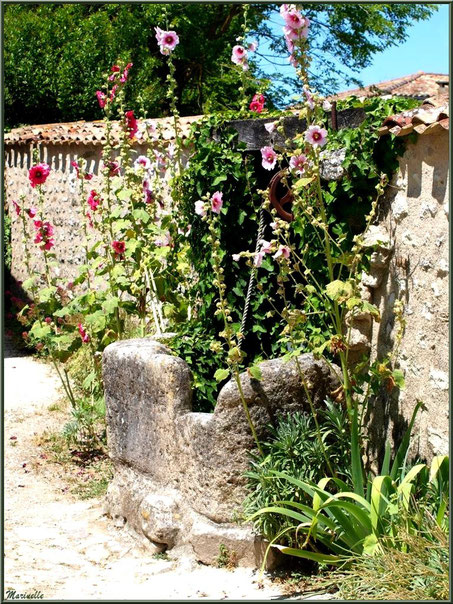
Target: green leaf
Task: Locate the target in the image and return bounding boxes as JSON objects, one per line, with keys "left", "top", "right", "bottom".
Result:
{"left": 102, "top": 296, "right": 119, "bottom": 314}
{"left": 325, "top": 280, "right": 353, "bottom": 303}
{"left": 38, "top": 286, "right": 57, "bottom": 303}
{"left": 116, "top": 188, "right": 134, "bottom": 201}
{"left": 392, "top": 369, "right": 405, "bottom": 389}
{"left": 248, "top": 365, "right": 262, "bottom": 380}
{"left": 214, "top": 368, "right": 230, "bottom": 382}
{"left": 362, "top": 533, "right": 378, "bottom": 556}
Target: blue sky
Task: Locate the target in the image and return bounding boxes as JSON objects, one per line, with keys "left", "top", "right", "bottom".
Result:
{"left": 256, "top": 3, "right": 449, "bottom": 99}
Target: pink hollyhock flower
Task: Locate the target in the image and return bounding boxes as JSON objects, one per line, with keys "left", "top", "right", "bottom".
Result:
{"left": 12, "top": 200, "right": 21, "bottom": 216}
{"left": 322, "top": 99, "right": 332, "bottom": 111}
{"left": 45, "top": 317, "right": 52, "bottom": 324}
{"left": 274, "top": 245, "right": 291, "bottom": 260}
{"left": 125, "top": 110, "right": 138, "bottom": 139}
{"left": 155, "top": 27, "right": 179, "bottom": 55}
{"left": 178, "top": 224, "right": 192, "bottom": 237}
{"left": 27, "top": 207, "right": 37, "bottom": 218}
{"left": 155, "top": 231, "right": 172, "bottom": 247}
{"left": 254, "top": 251, "right": 265, "bottom": 267}
{"left": 108, "top": 64, "right": 120, "bottom": 81}
{"left": 253, "top": 93, "right": 265, "bottom": 105}
{"left": 264, "top": 121, "right": 277, "bottom": 133}
{"left": 194, "top": 200, "right": 206, "bottom": 217}
{"left": 120, "top": 62, "right": 133, "bottom": 83}
{"left": 77, "top": 323, "right": 90, "bottom": 343}
{"left": 134, "top": 155, "right": 151, "bottom": 171}
{"left": 283, "top": 9, "right": 305, "bottom": 30}
{"left": 96, "top": 90, "right": 107, "bottom": 109}
{"left": 211, "top": 191, "right": 223, "bottom": 214}
{"left": 86, "top": 212, "right": 94, "bottom": 228}
{"left": 304, "top": 87, "right": 315, "bottom": 110}
{"left": 288, "top": 54, "right": 298, "bottom": 68}
{"left": 305, "top": 125, "right": 328, "bottom": 148}
{"left": 71, "top": 161, "right": 93, "bottom": 181}
{"left": 261, "top": 146, "right": 277, "bottom": 171}
{"left": 154, "top": 150, "right": 167, "bottom": 172}
{"left": 28, "top": 163, "right": 50, "bottom": 188}
{"left": 112, "top": 240, "right": 126, "bottom": 255}
{"left": 259, "top": 239, "right": 273, "bottom": 254}
{"left": 110, "top": 85, "right": 118, "bottom": 101}
{"left": 231, "top": 45, "right": 248, "bottom": 70}
{"left": 87, "top": 190, "right": 102, "bottom": 212}
{"left": 232, "top": 253, "right": 241, "bottom": 262}
{"left": 289, "top": 154, "right": 307, "bottom": 175}
{"left": 248, "top": 40, "right": 258, "bottom": 52}
{"left": 105, "top": 160, "right": 121, "bottom": 177}
{"left": 33, "top": 220, "right": 55, "bottom": 250}
{"left": 249, "top": 100, "right": 264, "bottom": 113}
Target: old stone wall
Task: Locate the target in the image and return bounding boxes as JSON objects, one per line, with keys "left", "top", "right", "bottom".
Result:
{"left": 4, "top": 140, "right": 174, "bottom": 284}
{"left": 365, "top": 129, "right": 449, "bottom": 462}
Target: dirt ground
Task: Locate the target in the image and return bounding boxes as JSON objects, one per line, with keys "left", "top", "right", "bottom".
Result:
{"left": 3, "top": 339, "right": 330, "bottom": 601}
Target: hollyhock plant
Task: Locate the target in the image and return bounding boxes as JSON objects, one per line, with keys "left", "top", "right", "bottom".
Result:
{"left": 305, "top": 125, "right": 328, "bottom": 148}
{"left": 155, "top": 27, "right": 179, "bottom": 55}
{"left": 283, "top": 7, "right": 306, "bottom": 30}
{"left": 28, "top": 163, "right": 50, "bottom": 188}
{"left": 231, "top": 45, "right": 248, "bottom": 70}
{"left": 248, "top": 40, "right": 258, "bottom": 52}
{"left": 264, "top": 121, "right": 277, "bottom": 133}
{"left": 143, "top": 180, "right": 155, "bottom": 204}
{"left": 77, "top": 323, "right": 90, "bottom": 343}
{"left": 273, "top": 245, "right": 291, "bottom": 259}
{"left": 86, "top": 212, "right": 94, "bottom": 228}
{"left": 120, "top": 62, "right": 133, "bottom": 83}
{"left": 105, "top": 160, "right": 121, "bottom": 177}
{"left": 110, "top": 85, "right": 118, "bottom": 101}
{"left": 155, "top": 231, "right": 172, "bottom": 247}
{"left": 261, "top": 146, "right": 277, "bottom": 170}
{"left": 304, "top": 87, "right": 315, "bottom": 110}
{"left": 134, "top": 155, "right": 152, "bottom": 171}
{"left": 71, "top": 161, "right": 93, "bottom": 180}
{"left": 33, "top": 220, "right": 55, "bottom": 250}
{"left": 249, "top": 100, "right": 263, "bottom": 113}
{"left": 108, "top": 64, "right": 120, "bottom": 81}
{"left": 211, "top": 191, "right": 223, "bottom": 214}
{"left": 112, "top": 240, "right": 126, "bottom": 255}
{"left": 289, "top": 154, "right": 307, "bottom": 175}
{"left": 323, "top": 99, "right": 332, "bottom": 111}
{"left": 195, "top": 200, "right": 206, "bottom": 217}
{"left": 12, "top": 200, "right": 21, "bottom": 216}
{"left": 125, "top": 110, "right": 138, "bottom": 139}
{"left": 87, "top": 190, "right": 102, "bottom": 212}
{"left": 27, "top": 207, "right": 37, "bottom": 218}
{"left": 96, "top": 90, "right": 107, "bottom": 109}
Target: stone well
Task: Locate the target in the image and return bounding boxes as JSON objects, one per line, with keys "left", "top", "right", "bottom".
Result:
{"left": 102, "top": 338, "right": 339, "bottom": 567}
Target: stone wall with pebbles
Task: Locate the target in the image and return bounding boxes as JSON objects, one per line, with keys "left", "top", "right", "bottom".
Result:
{"left": 365, "top": 129, "right": 449, "bottom": 461}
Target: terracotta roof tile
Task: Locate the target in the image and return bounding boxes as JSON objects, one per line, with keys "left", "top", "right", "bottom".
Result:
{"left": 4, "top": 115, "right": 203, "bottom": 147}
{"left": 378, "top": 103, "right": 449, "bottom": 137}
{"left": 331, "top": 71, "right": 449, "bottom": 104}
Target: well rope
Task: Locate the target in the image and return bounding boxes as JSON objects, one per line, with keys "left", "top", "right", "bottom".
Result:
{"left": 237, "top": 205, "right": 266, "bottom": 351}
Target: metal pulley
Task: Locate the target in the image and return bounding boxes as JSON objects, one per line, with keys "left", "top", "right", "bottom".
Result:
{"left": 268, "top": 170, "right": 294, "bottom": 222}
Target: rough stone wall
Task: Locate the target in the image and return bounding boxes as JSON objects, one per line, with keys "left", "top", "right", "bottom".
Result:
{"left": 102, "top": 338, "right": 339, "bottom": 566}
{"left": 4, "top": 141, "right": 168, "bottom": 284}
{"left": 366, "top": 129, "right": 449, "bottom": 461}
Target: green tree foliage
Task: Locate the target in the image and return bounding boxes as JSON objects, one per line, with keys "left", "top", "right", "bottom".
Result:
{"left": 4, "top": 3, "right": 436, "bottom": 127}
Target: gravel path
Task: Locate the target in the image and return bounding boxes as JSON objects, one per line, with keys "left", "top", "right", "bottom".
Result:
{"left": 4, "top": 341, "right": 307, "bottom": 600}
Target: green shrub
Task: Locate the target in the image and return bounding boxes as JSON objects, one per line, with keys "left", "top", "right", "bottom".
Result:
{"left": 243, "top": 400, "right": 350, "bottom": 544}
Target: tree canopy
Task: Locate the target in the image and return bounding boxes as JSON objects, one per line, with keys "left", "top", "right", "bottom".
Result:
{"left": 4, "top": 2, "right": 436, "bottom": 128}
